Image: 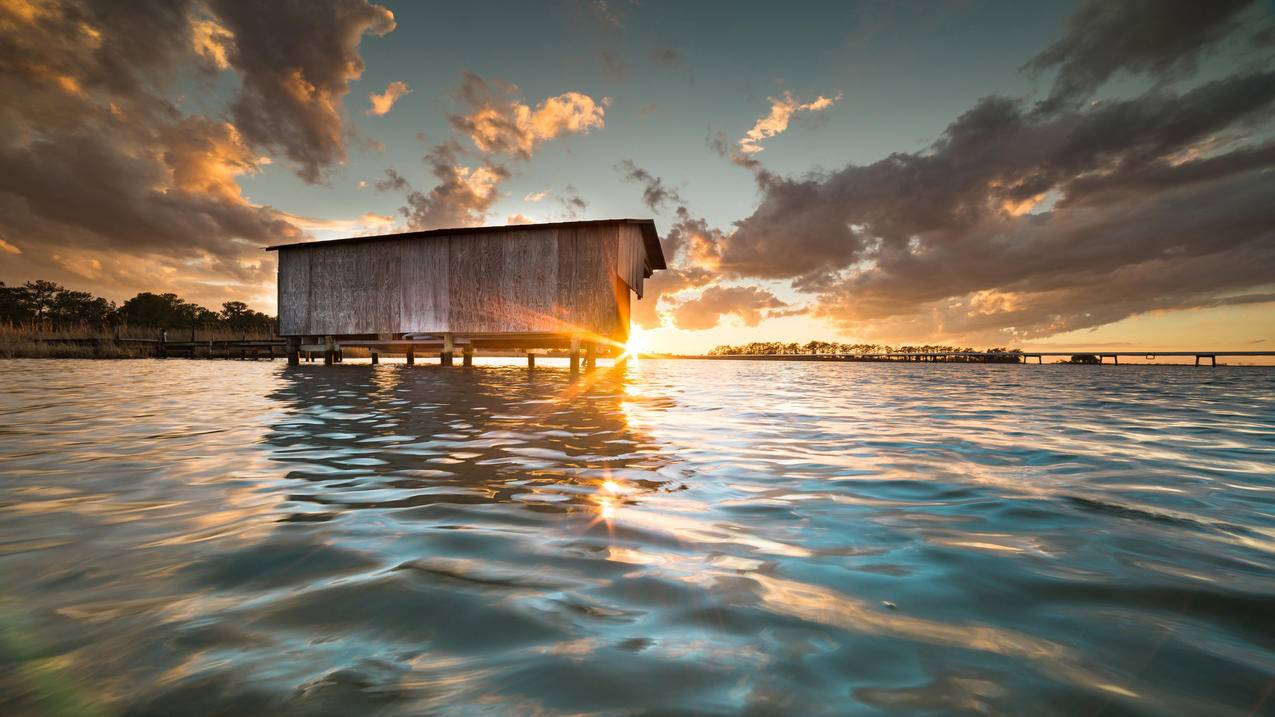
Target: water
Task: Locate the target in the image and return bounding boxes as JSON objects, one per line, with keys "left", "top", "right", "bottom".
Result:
{"left": 0, "top": 358, "right": 1272, "bottom": 716}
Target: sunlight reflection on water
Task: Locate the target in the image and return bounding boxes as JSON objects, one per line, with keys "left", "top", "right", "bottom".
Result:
{"left": 0, "top": 358, "right": 1272, "bottom": 715}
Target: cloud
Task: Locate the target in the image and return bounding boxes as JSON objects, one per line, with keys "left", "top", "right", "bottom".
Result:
{"left": 211, "top": 0, "right": 396, "bottom": 182}
{"left": 366, "top": 80, "right": 411, "bottom": 116}
{"left": 523, "top": 190, "right": 550, "bottom": 202}
{"left": 738, "top": 90, "right": 842, "bottom": 154}
{"left": 448, "top": 72, "right": 606, "bottom": 159}
{"left": 556, "top": 185, "right": 589, "bottom": 218}
{"left": 0, "top": 0, "right": 310, "bottom": 306}
{"left": 1024, "top": 0, "right": 1256, "bottom": 112}
{"left": 671, "top": 285, "right": 789, "bottom": 330}
{"left": 715, "top": 70, "right": 1275, "bottom": 341}
{"left": 505, "top": 213, "right": 534, "bottom": 225}
{"left": 630, "top": 266, "right": 715, "bottom": 329}
{"left": 281, "top": 211, "right": 397, "bottom": 233}
{"left": 376, "top": 141, "right": 510, "bottom": 230}
{"left": 616, "top": 159, "right": 683, "bottom": 212}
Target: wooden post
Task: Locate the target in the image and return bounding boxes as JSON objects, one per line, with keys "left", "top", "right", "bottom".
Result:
{"left": 441, "top": 333, "right": 454, "bottom": 366}
{"left": 462, "top": 345, "right": 473, "bottom": 367}
{"left": 323, "top": 335, "right": 334, "bottom": 365}
{"left": 569, "top": 336, "right": 581, "bottom": 372}
{"left": 406, "top": 346, "right": 415, "bottom": 365}
{"left": 584, "top": 342, "right": 597, "bottom": 371}
{"left": 1113, "top": 355, "right": 1119, "bottom": 365}
{"left": 159, "top": 330, "right": 167, "bottom": 359}
{"left": 287, "top": 338, "right": 300, "bottom": 366}
{"left": 527, "top": 351, "right": 535, "bottom": 368}
{"left": 371, "top": 350, "right": 379, "bottom": 365}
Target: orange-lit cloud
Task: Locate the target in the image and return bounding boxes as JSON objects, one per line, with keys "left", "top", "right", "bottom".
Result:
{"left": 366, "top": 80, "right": 410, "bottom": 116}
{"left": 449, "top": 72, "right": 606, "bottom": 158}
{"left": 738, "top": 90, "right": 842, "bottom": 154}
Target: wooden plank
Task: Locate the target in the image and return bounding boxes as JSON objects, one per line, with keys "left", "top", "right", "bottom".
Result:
{"left": 277, "top": 248, "right": 311, "bottom": 335}
{"left": 400, "top": 236, "right": 450, "bottom": 333}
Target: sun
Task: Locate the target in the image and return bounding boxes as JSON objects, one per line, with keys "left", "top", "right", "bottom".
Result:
{"left": 622, "top": 325, "right": 651, "bottom": 359}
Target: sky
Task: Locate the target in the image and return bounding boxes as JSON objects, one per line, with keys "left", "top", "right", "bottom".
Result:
{"left": 1, "top": 0, "right": 1273, "bottom": 354}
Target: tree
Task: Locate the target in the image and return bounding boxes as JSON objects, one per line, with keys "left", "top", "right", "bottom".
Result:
{"left": 48, "top": 290, "right": 114, "bottom": 324}
{"left": 22, "top": 280, "right": 63, "bottom": 322}
{"left": 0, "top": 282, "right": 33, "bottom": 324}
{"left": 117, "top": 292, "right": 197, "bottom": 328}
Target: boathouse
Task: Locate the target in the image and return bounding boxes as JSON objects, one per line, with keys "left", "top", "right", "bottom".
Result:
{"left": 266, "top": 219, "right": 666, "bottom": 367}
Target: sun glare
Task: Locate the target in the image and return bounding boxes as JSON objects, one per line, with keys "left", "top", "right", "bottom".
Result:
{"left": 623, "top": 326, "right": 651, "bottom": 359}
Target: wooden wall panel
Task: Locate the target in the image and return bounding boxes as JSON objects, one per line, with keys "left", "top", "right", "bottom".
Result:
{"left": 499, "top": 228, "right": 558, "bottom": 332}
{"left": 448, "top": 233, "right": 505, "bottom": 332}
{"left": 557, "top": 226, "right": 624, "bottom": 341}
{"left": 277, "top": 248, "right": 310, "bottom": 336}
{"left": 400, "top": 237, "right": 449, "bottom": 333}
{"left": 307, "top": 242, "right": 400, "bottom": 335}
{"left": 616, "top": 223, "right": 646, "bottom": 298}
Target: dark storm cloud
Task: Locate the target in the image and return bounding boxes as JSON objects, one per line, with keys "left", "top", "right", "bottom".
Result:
{"left": 211, "top": 0, "right": 396, "bottom": 183}
{"left": 1024, "top": 0, "right": 1256, "bottom": 112}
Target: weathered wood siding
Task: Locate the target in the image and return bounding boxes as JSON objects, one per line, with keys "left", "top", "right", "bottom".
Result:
{"left": 616, "top": 223, "right": 647, "bottom": 298}
{"left": 277, "top": 224, "right": 640, "bottom": 341}
{"left": 497, "top": 228, "right": 558, "bottom": 332}
{"left": 400, "top": 237, "right": 449, "bottom": 333}
{"left": 556, "top": 225, "right": 624, "bottom": 339}
{"left": 306, "top": 242, "right": 401, "bottom": 335}
{"left": 277, "top": 248, "right": 310, "bottom": 336}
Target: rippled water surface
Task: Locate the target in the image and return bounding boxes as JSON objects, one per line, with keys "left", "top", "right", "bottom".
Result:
{"left": 1, "top": 358, "right": 1273, "bottom": 716}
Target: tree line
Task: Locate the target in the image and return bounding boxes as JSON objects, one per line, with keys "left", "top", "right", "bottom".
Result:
{"left": 708, "top": 341, "right": 1021, "bottom": 355}
{"left": 0, "top": 280, "right": 275, "bottom": 333}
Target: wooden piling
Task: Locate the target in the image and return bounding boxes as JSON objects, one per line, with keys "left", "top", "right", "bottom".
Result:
{"left": 406, "top": 346, "right": 415, "bottom": 365}
{"left": 370, "top": 351, "right": 379, "bottom": 365}
{"left": 287, "top": 338, "right": 300, "bottom": 365}
{"left": 441, "top": 333, "right": 454, "bottom": 366}
{"left": 462, "top": 345, "right": 473, "bottom": 367}
{"left": 323, "top": 335, "right": 334, "bottom": 365}
{"left": 584, "top": 343, "right": 597, "bottom": 371}
{"left": 527, "top": 351, "right": 536, "bottom": 368}
{"left": 569, "top": 336, "right": 581, "bottom": 372}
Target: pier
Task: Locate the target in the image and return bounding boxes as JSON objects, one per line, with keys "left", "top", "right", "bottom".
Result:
{"left": 689, "top": 350, "right": 1275, "bottom": 365}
